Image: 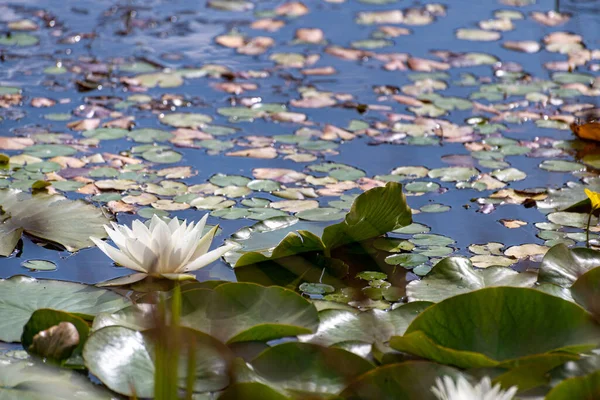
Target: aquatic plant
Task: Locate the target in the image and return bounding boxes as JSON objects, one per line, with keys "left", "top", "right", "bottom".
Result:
{"left": 91, "top": 215, "right": 237, "bottom": 286}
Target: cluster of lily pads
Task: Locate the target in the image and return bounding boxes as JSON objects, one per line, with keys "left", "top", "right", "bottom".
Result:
{"left": 1, "top": 182, "right": 600, "bottom": 399}
{"left": 2, "top": 0, "right": 600, "bottom": 398}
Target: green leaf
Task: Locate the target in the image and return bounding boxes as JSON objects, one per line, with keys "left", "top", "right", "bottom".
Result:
{"left": 493, "top": 353, "right": 580, "bottom": 393}
{"left": 0, "top": 32, "right": 39, "bottom": 46}
{"left": 340, "top": 361, "right": 464, "bottom": 400}
{"left": 538, "top": 244, "right": 600, "bottom": 287}
{"left": 224, "top": 217, "right": 321, "bottom": 267}
{"left": 0, "top": 189, "right": 110, "bottom": 255}
{"left": 178, "top": 283, "right": 319, "bottom": 343}
{"left": 0, "top": 352, "right": 115, "bottom": 399}
{"left": 236, "top": 230, "right": 325, "bottom": 267}
{"left": 300, "top": 302, "right": 432, "bottom": 347}
{"left": 160, "top": 113, "right": 212, "bottom": 128}
{"left": 391, "top": 287, "right": 600, "bottom": 368}
{"left": 247, "top": 342, "right": 373, "bottom": 397}
{"left": 322, "top": 182, "right": 412, "bottom": 250}
{"left": 21, "top": 259, "right": 57, "bottom": 271}
{"left": 571, "top": 267, "right": 600, "bottom": 318}
{"left": 141, "top": 148, "right": 182, "bottom": 163}
{"left": 24, "top": 145, "right": 77, "bottom": 158}
{"left": 219, "top": 383, "right": 290, "bottom": 400}
{"left": 0, "top": 276, "right": 129, "bottom": 342}
{"left": 83, "top": 326, "right": 232, "bottom": 397}
{"left": 22, "top": 309, "right": 90, "bottom": 361}
{"left": 546, "top": 370, "right": 600, "bottom": 399}
{"left": 406, "top": 257, "right": 536, "bottom": 302}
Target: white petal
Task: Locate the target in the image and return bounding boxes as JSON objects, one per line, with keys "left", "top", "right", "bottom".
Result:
{"left": 188, "top": 223, "right": 218, "bottom": 261}
{"left": 131, "top": 220, "right": 153, "bottom": 247}
{"left": 125, "top": 238, "right": 159, "bottom": 272}
{"left": 180, "top": 242, "right": 238, "bottom": 272}
{"left": 167, "top": 216, "right": 182, "bottom": 234}
{"left": 90, "top": 237, "right": 147, "bottom": 273}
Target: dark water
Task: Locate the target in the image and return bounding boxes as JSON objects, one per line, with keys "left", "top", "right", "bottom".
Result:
{"left": 0, "top": 0, "right": 598, "bottom": 283}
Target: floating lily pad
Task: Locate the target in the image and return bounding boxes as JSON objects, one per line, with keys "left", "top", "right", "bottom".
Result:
{"left": 21, "top": 259, "right": 57, "bottom": 271}
{"left": 141, "top": 148, "right": 182, "bottom": 163}
{"left": 160, "top": 113, "right": 212, "bottom": 128}
{"left": 407, "top": 257, "right": 536, "bottom": 302}
{"left": 24, "top": 145, "right": 77, "bottom": 158}
{"left": 0, "top": 32, "right": 39, "bottom": 46}
{"left": 392, "top": 287, "right": 600, "bottom": 368}
{"left": 0, "top": 352, "right": 115, "bottom": 399}
{"left": 296, "top": 207, "right": 346, "bottom": 222}
{"left": 0, "top": 276, "right": 129, "bottom": 342}
{"left": 0, "top": 190, "right": 110, "bottom": 256}
{"left": 83, "top": 326, "right": 233, "bottom": 397}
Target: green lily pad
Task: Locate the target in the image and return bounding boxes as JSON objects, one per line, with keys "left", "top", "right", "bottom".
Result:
{"left": 175, "top": 283, "right": 318, "bottom": 343}
{"left": 247, "top": 179, "right": 281, "bottom": 192}
{"left": 409, "top": 234, "right": 454, "bottom": 247}
{"left": 405, "top": 181, "right": 440, "bottom": 193}
{"left": 0, "top": 352, "right": 115, "bottom": 399}
{"left": 571, "top": 267, "right": 600, "bottom": 318}
{"left": 492, "top": 168, "right": 526, "bottom": 182}
{"left": 546, "top": 370, "right": 600, "bottom": 400}
{"left": 24, "top": 145, "right": 77, "bottom": 158}
{"left": 210, "top": 173, "right": 251, "bottom": 187}
{"left": 340, "top": 362, "right": 464, "bottom": 400}
{"left": 0, "top": 190, "right": 110, "bottom": 256}
{"left": 322, "top": 182, "right": 412, "bottom": 250}
{"left": 428, "top": 167, "right": 478, "bottom": 182}
{"left": 391, "top": 287, "right": 600, "bottom": 368}
{"left": 419, "top": 204, "right": 450, "bottom": 213}
{"left": 296, "top": 207, "right": 347, "bottom": 222}
{"left": 218, "top": 382, "right": 289, "bottom": 400}
{"left": 385, "top": 253, "right": 429, "bottom": 268}
{"left": 300, "top": 302, "right": 432, "bottom": 347}
{"left": 83, "top": 326, "right": 232, "bottom": 397}
{"left": 127, "top": 128, "right": 172, "bottom": 143}
{"left": 0, "top": 32, "right": 39, "bottom": 46}
{"left": 82, "top": 128, "right": 128, "bottom": 140}
{"left": 142, "top": 148, "right": 182, "bottom": 163}
{"left": 538, "top": 244, "right": 600, "bottom": 288}
{"left": 224, "top": 217, "right": 320, "bottom": 267}
{"left": 407, "top": 257, "right": 537, "bottom": 302}
{"left": 247, "top": 342, "right": 373, "bottom": 397}
{"left": 0, "top": 276, "right": 129, "bottom": 342}
{"left": 393, "top": 223, "right": 430, "bottom": 234}
{"left": 540, "top": 160, "right": 584, "bottom": 173}
{"left": 160, "top": 113, "right": 212, "bottom": 128}
{"left": 21, "top": 259, "right": 57, "bottom": 271}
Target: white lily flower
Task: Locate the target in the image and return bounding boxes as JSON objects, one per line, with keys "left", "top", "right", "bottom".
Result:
{"left": 432, "top": 376, "right": 517, "bottom": 400}
{"left": 90, "top": 215, "right": 237, "bottom": 286}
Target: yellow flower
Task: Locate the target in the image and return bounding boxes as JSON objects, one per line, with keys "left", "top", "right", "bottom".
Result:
{"left": 585, "top": 188, "right": 600, "bottom": 210}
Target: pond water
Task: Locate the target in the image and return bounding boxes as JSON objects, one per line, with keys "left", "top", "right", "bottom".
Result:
{"left": 0, "top": 0, "right": 598, "bottom": 285}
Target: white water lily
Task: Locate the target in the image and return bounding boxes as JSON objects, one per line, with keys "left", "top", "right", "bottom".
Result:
{"left": 90, "top": 215, "right": 237, "bottom": 286}
{"left": 432, "top": 376, "right": 517, "bottom": 400}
